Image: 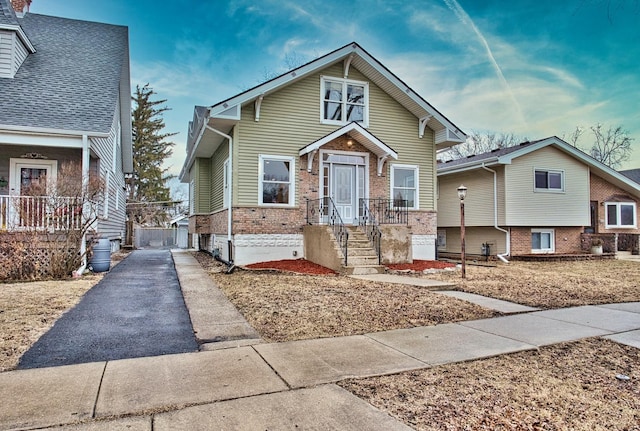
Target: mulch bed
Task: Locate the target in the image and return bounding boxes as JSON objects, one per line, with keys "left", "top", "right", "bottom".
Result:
{"left": 244, "top": 259, "right": 337, "bottom": 275}
{"left": 243, "top": 258, "right": 455, "bottom": 275}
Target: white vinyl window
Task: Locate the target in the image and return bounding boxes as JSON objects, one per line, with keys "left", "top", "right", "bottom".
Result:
{"left": 391, "top": 165, "right": 418, "bottom": 209}
{"left": 259, "top": 155, "right": 295, "bottom": 206}
{"left": 321, "top": 76, "right": 368, "bottom": 126}
{"left": 531, "top": 229, "right": 554, "bottom": 253}
{"left": 605, "top": 202, "right": 637, "bottom": 228}
{"left": 534, "top": 169, "right": 564, "bottom": 192}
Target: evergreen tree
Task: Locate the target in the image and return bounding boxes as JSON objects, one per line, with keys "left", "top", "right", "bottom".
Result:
{"left": 128, "top": 84, "right": 176, "bottom": 203}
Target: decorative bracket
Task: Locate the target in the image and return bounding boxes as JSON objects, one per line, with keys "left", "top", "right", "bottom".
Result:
{"left": 254, "top": 95, "right": 264, "bottom": 122}
{"left": 307, "top": 149, "right": 317, "bottom": 173}
{"left": 343, "top": 54, "right": 354, "bottom": 78}
{"left": 377, "top": 154, "right": 389, "bottom": 176}
{"left": 419, "top": 115, "right": 432, "bottom": 138}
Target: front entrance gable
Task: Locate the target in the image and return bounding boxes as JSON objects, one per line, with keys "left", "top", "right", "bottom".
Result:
{"left": 299, "top": 122, "right": 398, "bottom": 176}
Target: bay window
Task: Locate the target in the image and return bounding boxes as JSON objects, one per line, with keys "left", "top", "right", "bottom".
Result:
{"left": 605, "top": 202, "right": 636, "bottom": 228}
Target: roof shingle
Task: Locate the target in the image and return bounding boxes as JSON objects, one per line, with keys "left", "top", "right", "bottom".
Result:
{"left": 0, "top": 10, "right": 129, "bottom": 134}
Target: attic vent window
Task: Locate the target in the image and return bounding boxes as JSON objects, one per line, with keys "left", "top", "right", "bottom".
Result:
{"left": 320, "top": 76, "right": 369, "bottom": 127}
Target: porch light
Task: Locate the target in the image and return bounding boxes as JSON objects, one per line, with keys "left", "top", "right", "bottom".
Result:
{"left": 457, "top": 184, "right": 467, "bottom": 279}
{"left": 457, "top": 184, "right": 467, "bottom": 201}
{"left": 347, "top": 138, "right": 353, "bottom": 147}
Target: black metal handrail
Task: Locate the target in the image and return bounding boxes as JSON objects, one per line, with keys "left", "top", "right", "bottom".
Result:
{"left": 358, "top": 199, "right": 382, "bottom": 264}
{"left": 306, "top": 197, "right": 349, "bottom": 266}
{"left": 361, "top": 198, "right": 409, "bottom": 224}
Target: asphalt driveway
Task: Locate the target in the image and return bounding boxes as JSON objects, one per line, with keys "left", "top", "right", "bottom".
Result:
{"left": 18, "top": 250, "right": 198, "bottom": 369}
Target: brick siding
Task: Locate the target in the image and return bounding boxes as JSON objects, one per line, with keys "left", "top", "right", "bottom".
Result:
{"left": 510, "top": 226, "right": 583, "bottom": 255}
{"left": 590, "top": 173, "right": 640, "bottom": 234}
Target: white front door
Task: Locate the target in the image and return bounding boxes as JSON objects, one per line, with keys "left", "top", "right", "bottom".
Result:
{"left": 9, "top": 158, "right": 57, "bottom": 195}
{"left": 332, "top": 164, "right": 356, "bottom": 224}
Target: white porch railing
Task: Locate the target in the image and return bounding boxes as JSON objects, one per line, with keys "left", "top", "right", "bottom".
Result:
{"left": 0, "top": 195, "right": 83, "bottom": 231}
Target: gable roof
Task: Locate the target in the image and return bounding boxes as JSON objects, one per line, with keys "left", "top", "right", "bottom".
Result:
{"left": 438, "top": 136, "right": 640, "bottom": 198}
{"left": 181, "top": 42, "right": 467, "bottom": 181}
{"left": 206, "top": 42, "right": 465, "bottom": 147}
{"left": 0, "top": 8, "right": 129, "bottom": 136}
{"left": 299, "top": 122, "right": 398, "bottom": 159}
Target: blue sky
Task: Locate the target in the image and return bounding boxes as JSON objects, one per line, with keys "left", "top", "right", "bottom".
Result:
{"left": 32, "top": 0, "right": 640, "bottom": 197}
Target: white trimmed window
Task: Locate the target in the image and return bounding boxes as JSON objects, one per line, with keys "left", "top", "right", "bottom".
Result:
{"left": 391, "top": 164, "right": 418, "bottom": 209}
{"left": 321, "top": 76, "right": 368, "bottom": 126}
{"left": 534, "top": 169, "right": 564, "bottom": 192}
{"left": 605, "top": 202, "right": 637, "bottom": 228}
{"left": 259, "top": 155, "right": 295, "bottom": 206}
{"left": 531, "top": 229, "right": 554, "bottom": 253}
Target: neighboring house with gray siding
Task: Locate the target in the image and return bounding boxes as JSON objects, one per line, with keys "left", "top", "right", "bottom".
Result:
{"left": 437, "top": 137, "right": 640, "bottom": 259}
{"left": 180, "top": 42, "right": 466, "bottom": 271}
{"left": 0, "top": 0, "right": 132, "bottom": 251}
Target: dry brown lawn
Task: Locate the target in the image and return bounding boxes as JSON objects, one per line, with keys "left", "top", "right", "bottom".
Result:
{"left": 208, "top": 271, "right": 498, "bottom": 342}
{"left": 340, "top": 338, "right": 640, "bottom": 430}
{"left": 430, "top": 259, "right": 640, "bottom": 308}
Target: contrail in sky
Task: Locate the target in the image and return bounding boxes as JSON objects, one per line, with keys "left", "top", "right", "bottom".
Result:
{"left": 442, "top": 0, "right": 527, "bottom": 128}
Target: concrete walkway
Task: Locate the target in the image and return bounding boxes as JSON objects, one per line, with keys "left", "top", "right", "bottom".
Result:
{"left": 1, "top": 252, "right": 639, "bottom": 430}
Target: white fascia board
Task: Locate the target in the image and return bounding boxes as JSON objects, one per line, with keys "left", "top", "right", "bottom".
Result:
{"left": 0, "top": 24, "right": 35, "bottom": 53}
{"left": 437, "top": 159, "right": 501, "bottom": 176}
{"left": 179, "top": 107, "right": 215, "bottom": 183}
{"left": 0, "top": 131, "right": 83, "bottom": 148}
{"left": 209, "top": 44, "right": 358, "bottom": 117}
{"left": 0, "top": 124, "right": 109, "bottom": 138}
{"left": 299, "top": 122, "right": 398, "bottom": 159}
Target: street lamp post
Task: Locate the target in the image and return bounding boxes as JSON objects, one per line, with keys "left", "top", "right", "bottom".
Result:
{"left": 457, "top": 185, "right": 467, "bottom": 279}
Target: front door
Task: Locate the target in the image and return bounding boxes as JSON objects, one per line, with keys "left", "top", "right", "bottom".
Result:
{"left": 333, "top": 164, "right": 356, "bottom": 224}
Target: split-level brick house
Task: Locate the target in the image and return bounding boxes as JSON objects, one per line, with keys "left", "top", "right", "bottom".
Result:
{"left": 180, "top": 42, "right": 466, "bottom": 272}
{"left": 437, "top": 137, "right": 640, "bottom": 259}
{"left": 0, "top": 0, "right": 132, "bottom": 264}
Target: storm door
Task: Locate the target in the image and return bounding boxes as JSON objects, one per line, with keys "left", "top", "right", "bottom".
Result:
{"left": 321, "top": 152, "right": 367, "bottom": 225}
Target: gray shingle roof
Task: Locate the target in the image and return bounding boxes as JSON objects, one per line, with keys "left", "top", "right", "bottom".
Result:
{"left": 0, "top": 10, "right": 129, "bottom": 134}
{"left": 437, "top": 139, "right": 546, "bottom": 169}
{"left": 0, "top": 0, "right": 18, "bottom": 26}
{"left": 620, "top": 169, "right": 640, "bottom": 185}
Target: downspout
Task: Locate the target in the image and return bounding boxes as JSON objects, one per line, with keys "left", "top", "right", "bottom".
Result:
{"left": 481, "top": 164, "right": 510, "bottom": 263}
{"left": 74, "top": 134, "right": 90, "bottom": 276}
{"left": 204, "top": 124, "right": 234, "bottom": 266}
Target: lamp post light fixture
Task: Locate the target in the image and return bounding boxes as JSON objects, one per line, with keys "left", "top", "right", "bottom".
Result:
{"left": 457, "top": 184, "right": 467, "bottom": 279}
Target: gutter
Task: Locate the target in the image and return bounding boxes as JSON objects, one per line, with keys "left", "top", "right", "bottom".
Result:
{"left": 204, "top": 124, "right": 234, "bottom": 266}
{"left": 74, "top": 134, "right": 90, "bottom": 276}
{"left": 481, "top": 164, "right": 510, "bottom": 263}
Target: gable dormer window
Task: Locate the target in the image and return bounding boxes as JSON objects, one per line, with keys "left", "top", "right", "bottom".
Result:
{"left": 321, "top": 76, "right": 368, "bottom": 127}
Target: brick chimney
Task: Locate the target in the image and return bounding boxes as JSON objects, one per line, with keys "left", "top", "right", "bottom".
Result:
{"left": 10, "top": 0, "right": 31, "bottom": 14}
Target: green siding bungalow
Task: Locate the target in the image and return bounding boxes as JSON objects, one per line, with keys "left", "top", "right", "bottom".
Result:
{"left": 180, "top": 42, "right": 466, "bottom": 271}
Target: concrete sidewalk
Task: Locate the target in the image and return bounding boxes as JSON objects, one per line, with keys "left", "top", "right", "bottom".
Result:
{"left": 1, "top": 252, "right": 639, "bottom": 430}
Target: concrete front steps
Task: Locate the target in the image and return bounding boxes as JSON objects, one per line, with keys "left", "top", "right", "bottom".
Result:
{"left": 342, "top": 227, "right": 385, "bottom": 275}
